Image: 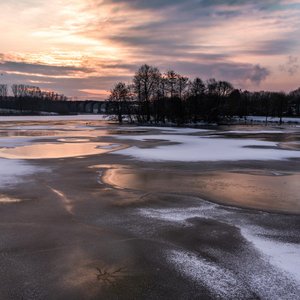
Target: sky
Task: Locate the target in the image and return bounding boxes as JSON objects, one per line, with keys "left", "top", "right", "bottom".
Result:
{"left": 0, "top": 0, "right": 299, "bottom": 100}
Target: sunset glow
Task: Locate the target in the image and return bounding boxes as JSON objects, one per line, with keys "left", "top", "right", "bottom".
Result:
{"left": 1, "top": 0, "right": 300, "bottom": 99}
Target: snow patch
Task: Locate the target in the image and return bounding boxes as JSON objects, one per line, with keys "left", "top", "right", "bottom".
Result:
{"left": 167, "top": 249, "right": 244, "bottom": 298}
{"left": 139, "top": 205, "right": 300, "bottom": 289}
{"left": 138, "top": 205, "right": 218, "bottom": 223}
{"left": 241, "top": 227, "right": 300, "bottom": 285}
{"left": 114, "top": 134, "right": 300, "bottom": 161}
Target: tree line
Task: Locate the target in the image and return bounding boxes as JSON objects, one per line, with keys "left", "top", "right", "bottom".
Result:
{"left": 0, "top": 84, "right": 68, "bottom": 101}
{"left": 0, "top": 84, "right": 70, "bottom": 114}
{"left": 107, "top": 64, "right": 300, "bottom": 124}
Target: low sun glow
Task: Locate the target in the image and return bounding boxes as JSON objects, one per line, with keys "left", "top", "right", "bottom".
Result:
{"left": 0, "top": 0, "right": 299, "bottom": 99}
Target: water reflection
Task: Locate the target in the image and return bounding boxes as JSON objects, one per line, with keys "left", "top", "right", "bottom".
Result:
{"left": 0, "top": 142, "right": 123, "bottom": 159}
{"left": 0, "top": 195, "right": 22, "bottom": 203}
{"left": 57, "top": 138, "right": 91, "bottom": 143}
{"left": 103, "top": 168, "right": 300, "bottom": 214}
{"left": 0, "top": 129, "right": 108, "bottom": 138}
{"left": 0, "top": 120, "right": 111, "bottom": 139}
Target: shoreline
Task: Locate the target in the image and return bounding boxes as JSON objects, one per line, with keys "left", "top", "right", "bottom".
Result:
{"left": 1, "top": 113, "right": 300, "bottom": 125}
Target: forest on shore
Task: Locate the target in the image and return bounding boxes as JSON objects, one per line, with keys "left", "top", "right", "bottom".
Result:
{"left": 107, "top": 64, "right": 300, "bottom": 124}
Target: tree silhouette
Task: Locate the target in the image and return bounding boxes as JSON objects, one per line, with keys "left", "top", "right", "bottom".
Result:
{"left": 106, "top": 65, "right": 299, "bottom": 125}
{"left": 108, "top": 82, "right": 131, "bottom": 123}
{"left": 133, "top": 64, "right": 161, "bottom": 122}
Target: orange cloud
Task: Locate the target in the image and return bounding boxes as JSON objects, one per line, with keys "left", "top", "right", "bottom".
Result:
{"left": 0, "top": 0, "right": 299, "bottom": 99}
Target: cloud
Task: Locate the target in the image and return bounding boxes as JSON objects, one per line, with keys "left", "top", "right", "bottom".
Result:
{"left": 247, "top": 39, "right": 299, "bottom": 55}
{"left": 0, "top": 60, "right": 94, "bottom": 77}
{"left": 0, "top": 70, "right": 132, "bottom": 99}
{"left": 167, "top": 61, "right": 270, "bottom": 85}
{"left": 279, "top": 56, "right": 299, "bottom": 75}
{"left": 101, "top": 0, "right": 282, "bottom": 10}
{"left": 1, "top": 0, "right": 300, "bottom": 97}
{"left": 99, "top": 0, "right": 300, "bottom": 61}
{"left": 247, "top": 65, "right": 270, "bottom": 84}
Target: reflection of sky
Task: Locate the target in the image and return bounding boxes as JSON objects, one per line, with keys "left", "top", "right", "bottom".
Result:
{"left": 0, "top": 142, "right": 120, "bottom": 159}
{"left": 104, "top": 168, "right": 300, "bottom": 213}
{"left": 0, "top": 0, "right": 300, "bottom": 99}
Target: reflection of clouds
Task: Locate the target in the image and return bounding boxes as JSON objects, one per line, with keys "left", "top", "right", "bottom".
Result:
{"left": 104, "top": 166, "right": 300, "bottom": 213}
{"left": 0, "top": 142, "right": 121, "bottom": 159}
{"left": 0, "top": 195, "right": 22, "bottom": 203}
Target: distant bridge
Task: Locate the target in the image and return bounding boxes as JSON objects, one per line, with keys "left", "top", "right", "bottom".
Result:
{"left": 67, "top": 100, "right": 107, "bottom": 114}
{"left": 0, "top": 98, "right": 109, "bottom": 114}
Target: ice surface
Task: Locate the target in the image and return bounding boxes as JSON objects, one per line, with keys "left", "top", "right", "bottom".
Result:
{"left": 241, "top": 228, "right": 300, "bottom": 284}
{"left": 227, "top": 130, "right": 285, "bottom": 134}
{"left": 0, "top": 137, "right": 34, "bottom": 148}
{"left": 97, "top": 143, "right": 120, "bottom": 149}
{"left": 0, "top": 158, "right": 39, "bottom": 188}
{"left": 167, "top": 249, "right": 244, "bottom": 298}
{"left": 0, "top": 114, "right": 108, "bottom": 122}
{"left": 0, "top": 195, "right": 21, "bottom": 203}
{"left": 139, "top": 205, "right": 300, "bottom": 297}
{"left": 138, "top": 205, "right": 219, "bottom": 223}
{"left": 114, "top": 134, "right": 300, "bottom": 161}
{"left": 137, "top": 126, "right": 212, "bottom": 134}
{"left": 245, "top": 116, "right": 300, "bottom": 123}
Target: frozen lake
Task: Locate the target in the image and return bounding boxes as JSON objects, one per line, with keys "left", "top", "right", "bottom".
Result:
{"left": 0, "top": 115, "right": 300, "bottom": 299}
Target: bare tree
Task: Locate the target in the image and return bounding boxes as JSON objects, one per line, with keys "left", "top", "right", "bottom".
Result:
{"left": 133, "top": 64, "right": 161, "bottom": 122}
{"left": 164, "top": 70, "right": 178, "bottom": 98}
{"left": 189, "top": 78, "right": 205, "bottom": 96}
{"left": 0, "top": 84, "right": 8, "bottom": 98}
{"left": 206, "top": 79, "right": 233, "bottom": 97}
{"left": 177, "top": 75, "right": 189, "bottom": 99}
{"left": 206, "top": 78, "right": 218, "bottom": 95}
{"left": 289, "top": 87, "right": 300, "bottom": 116}
{"left": 11, "top": 84, "right": 41, "bottom": 98}
{"left": 217, "top": 81, "right": 234, "bottom": 97}
{"left": 108, "top": 82, "right": 131, "bottom": 123}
